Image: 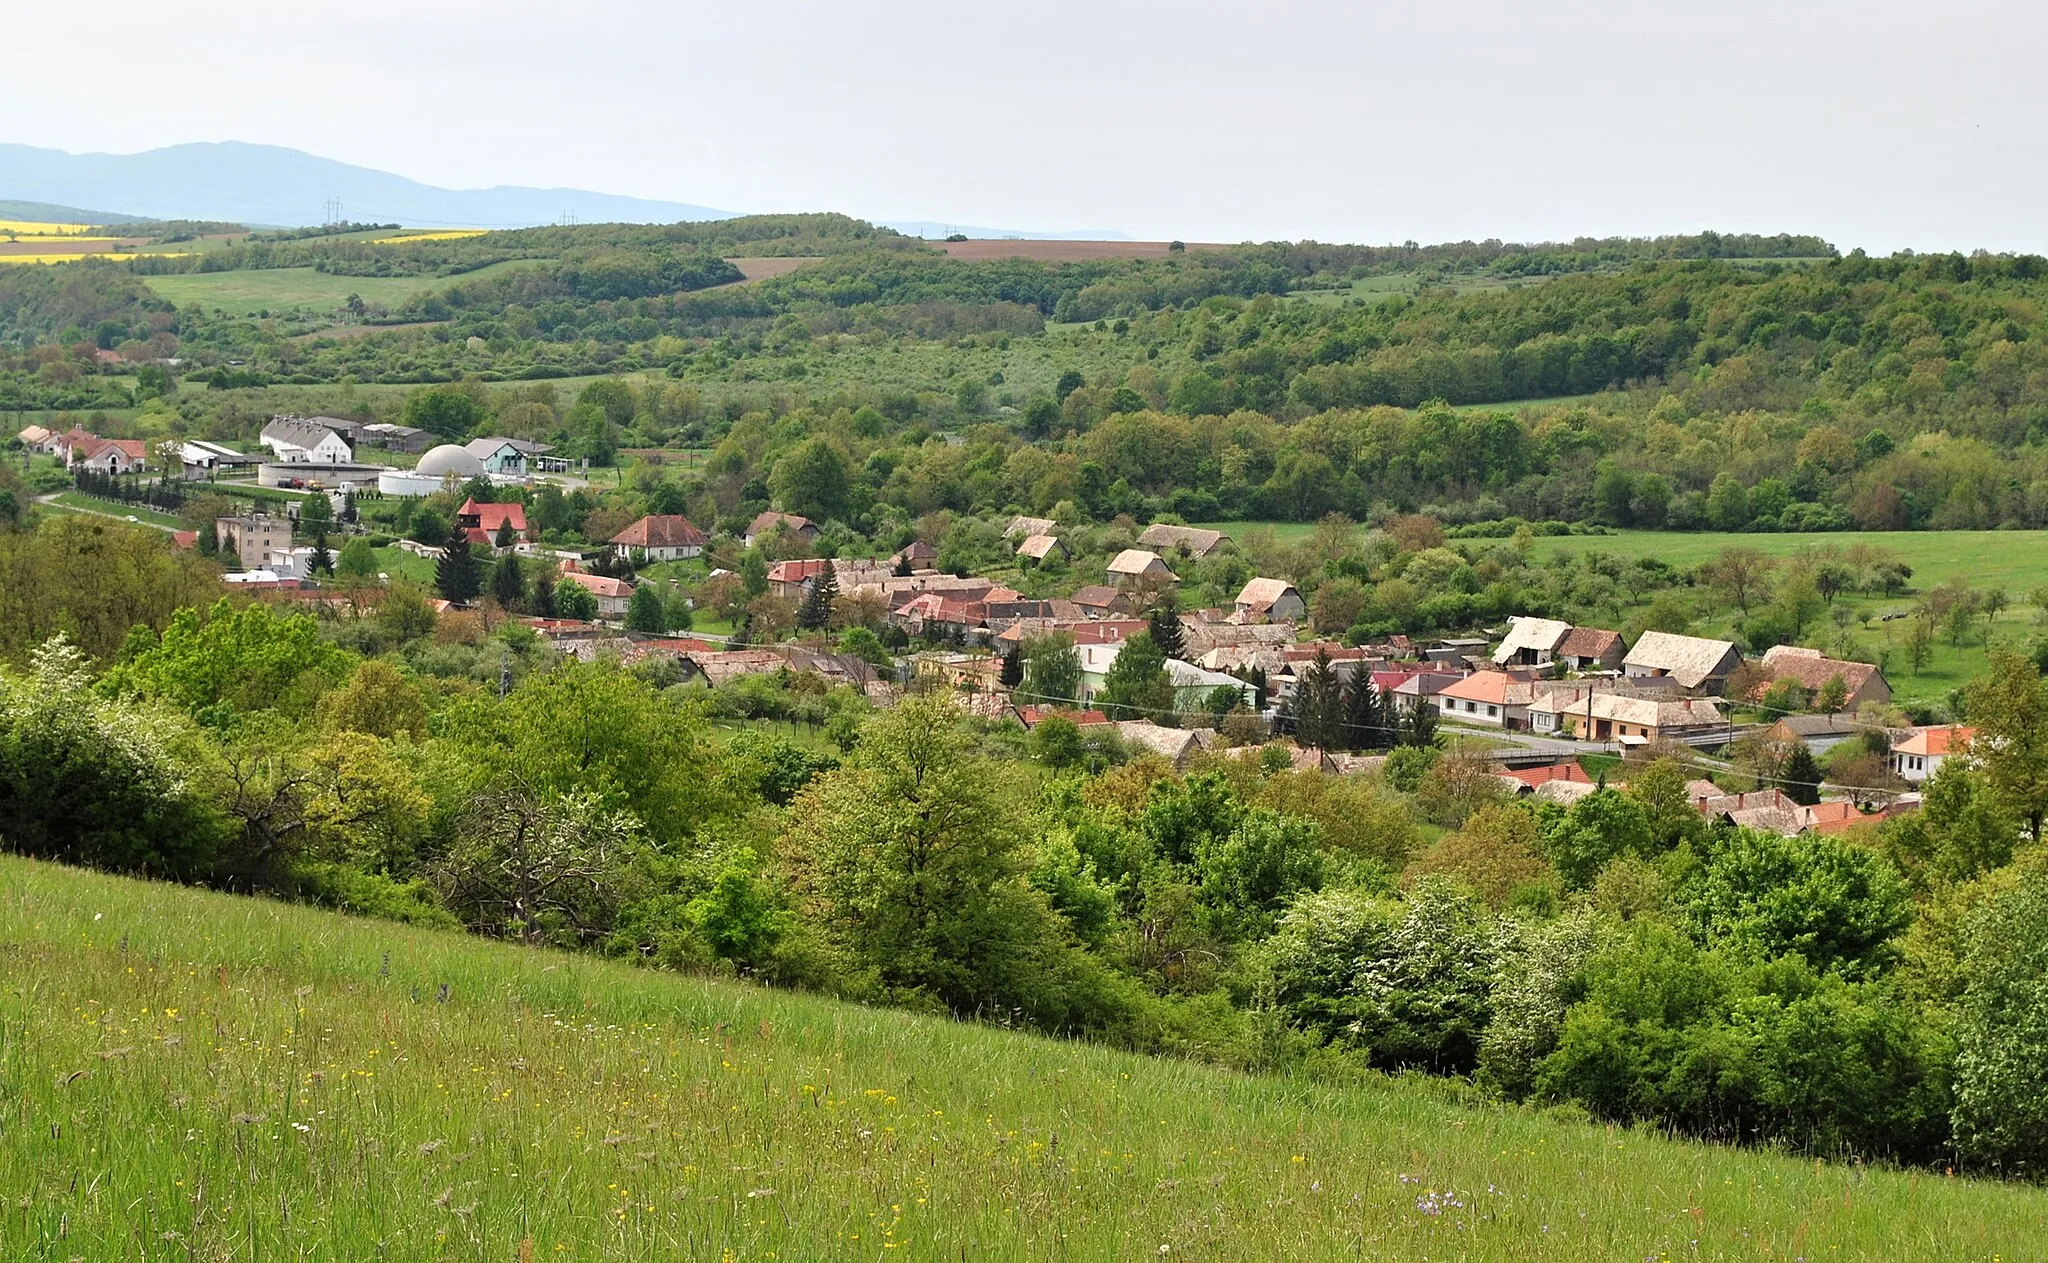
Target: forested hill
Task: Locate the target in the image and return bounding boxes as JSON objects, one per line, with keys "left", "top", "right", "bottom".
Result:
{"left": 11, "top": 220, "right": 2048, "bottom": 531}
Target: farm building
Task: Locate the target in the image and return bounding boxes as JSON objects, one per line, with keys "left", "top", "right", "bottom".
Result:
{"left": 1622, "top": 631, "right": 1743, "bottom": 695}
{"left": 1106, "top": 549, "right": 1178, "bottom": 588}
{"left": 261, "top": 417, "right": 353, "bottom": 465}
{"left": 1752, "top": 645, "right": 1891, "bottom": 709}
{"left": 1016, "top": 533, "right": 1066, "bottom": 562}
{"left": 1233, "top": 577, "right": 1305, "bottom": 624}
{"left": 1137, "top": 523, "right": 1228, "bottom": 557}
{"left": 559, "top": 570, "right": 634, "bottom": 620}
{"left": 177, "top": 440, "right": 256, "bottom": 480}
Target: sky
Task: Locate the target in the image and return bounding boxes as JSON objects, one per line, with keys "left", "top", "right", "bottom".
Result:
{"left": 6, "top": 0, "right": 2044, "bottom": 252}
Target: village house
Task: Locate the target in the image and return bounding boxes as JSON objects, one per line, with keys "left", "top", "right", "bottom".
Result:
{"left": 1753, "top": 645, "right": 1892, "bottom": 709}
{"left": 559, "top": 570, "right": 635, "bottom": 620}
{"left": 1107, "top": 548, "right": 1178, "bottom": 588}
{"left": 1137, "top": 523, "right": 1228, "bottom": 558}
{"left": 455, "top": 498, "right": 527, "bottom": 549}
{"left": 1389, "top": 670, "right": 1465, "bottom": 714}
{"left": 15, "top": 424, "right": 55, "bottom": 451}
{"left": 260, "top": 416, "right": 354, "bottom": 465}
{"left": 76, "top": 437, "right": 148, "bottom": 475}
{"left": 744, "top": 512, "right": 819, "bottom": 548}
{"left": 1434, "top": 670, "right": 1541, "bottom": 728}
{"left": 767, "top": 558, "right": 835, "bottom": 601}
{"left": 1070, "top": 584, "right": 1135, "bottom": 618}
{"left": 610, "top": 514, "right": 708, "bottom": 561}
{"left": 1233, "top": 577, "right": 1306, "bottom": 624}
{"left": 1531, "top": 691, "right": 1726, "bottom": 745}
{"left": 891, "top": 592, "right": 989, "bottom": 642}
{"left": 213, "top": 514, "right": 295, "bottom": 570}
{"left": 463, "top": 437, "right": 550, "bottom": 476}
{"left": 1494, "top": 617, "right": 1625, "bottom": 671}
{"left": 1891, "top": 725, "right": 1974, "bottom": 784}
{"left": 1164, "top": 659, "right": 1260, "bottom": 712}
{"left": 1622, "top": 630, "right": 1744, "bottom": 695}
{"left": 1016, "top": 533, "right": 1066, "bottom": 563}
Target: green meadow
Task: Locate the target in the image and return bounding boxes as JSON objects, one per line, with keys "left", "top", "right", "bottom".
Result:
{"left": 2, "top": 854, "right": 2043, "bottom": 1260}
{"left": 142, "top": 259, "right": 545, "bottom": 318}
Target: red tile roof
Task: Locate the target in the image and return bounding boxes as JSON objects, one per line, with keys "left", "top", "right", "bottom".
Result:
{"left": 1892, "top": 725, "right": 1974, "bottom": 757}
{"left": 1500, "top": 761, "right": 1595, "bottom": 790}
{"left": 767, "top": 558, "right": 833, "bottom": 584}
{"left": 458, "top": 499, "right": 526, "bottom": 535}
{"left": 611, "top": 514, "right": 706, "bottom": 549}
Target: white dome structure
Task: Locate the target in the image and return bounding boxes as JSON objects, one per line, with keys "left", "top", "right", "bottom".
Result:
{"left": 417, "top": 443, "right": 485, "bottom": 478}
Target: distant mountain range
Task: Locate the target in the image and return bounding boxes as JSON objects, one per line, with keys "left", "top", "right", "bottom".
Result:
{"left": 0, "top": 142, "right": 729, "bottom": 229}
{"left": 0, "top": 142, "right": 1125, "bottom": 239}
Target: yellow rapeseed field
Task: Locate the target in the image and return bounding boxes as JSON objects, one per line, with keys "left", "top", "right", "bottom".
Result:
{"left": 370, "top": 229, "right": 488, "bottom": 243}
{"left": 0, "top": 219, "right": 96, "bottom": 235}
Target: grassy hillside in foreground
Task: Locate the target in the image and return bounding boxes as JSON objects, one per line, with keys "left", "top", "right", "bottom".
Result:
{"left": 2, "top": 860, "right": 2044, "bottom": 1259}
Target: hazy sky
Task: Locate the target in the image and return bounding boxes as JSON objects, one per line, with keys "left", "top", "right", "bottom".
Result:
{"left": 7, "top": 0, "right": 2043, "bottom": 251}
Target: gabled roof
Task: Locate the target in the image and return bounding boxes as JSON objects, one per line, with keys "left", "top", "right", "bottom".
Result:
{"left": 1498, "top": 761, "right": 1595, "bottom": 791}
{"left": 458, "top": 499, "right": 526, "bottom": 533}
{"left": 1557, "top": 626, "right": 1625, "bottom": 659}
{"left": 1004, "top": 514, "right": 1057, "bottom": 538}
{"left": 1892, "top": 725, "right": 1974, "bottom": 757}
{"left": 1438, "top": 670, "right": 1533, "bottom": 707}
{"left": 747, "top": 511, "right": 816, "bottom": 537}
{"left": 560, "top": 571, "right": 633, "bottom": 598}
{"left": 1756, "top": 645, "right": 1883, "bottom": 697}
{"left": 611, "top": 514, "right": 707, "bottom": 549}
{"left": 82, "top": 437, "right": 147, "bottom": 463}
{"left": 1623, "top": 631, "right": 1741, "bottom": 688}
{"left": 17, "top": 425, "right": 53, "bottom": 445}
{"left": 1137, "top": 523, "right": 1227, "bottom": 555}
{"left": 261, "top": 416, "right": 349, "bottom": 451}
{"left": 1107, "top": 548, "right": 1176, "bottom": 578}
{"left": 1115, "top": 720, "right": 1213, "bottom": 765}
{"left": 1234, "top": 577, "right": 1299, "bottom": 611}
{"left": 767, "top": 558, "right": 833, "bottom": 584}
{"left": 1491, "top": 616, "right": 1572, "bottom": 663}
{"left": 1017, "top": 533, "right": 1064, "bottom": 560}
{"left": 1070, "top": 584, "right": 1125, "bottom": 609}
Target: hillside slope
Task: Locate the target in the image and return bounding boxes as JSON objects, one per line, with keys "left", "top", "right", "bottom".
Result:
{"left": 0, "top": 855, "right": 2040, "bottom": 1260}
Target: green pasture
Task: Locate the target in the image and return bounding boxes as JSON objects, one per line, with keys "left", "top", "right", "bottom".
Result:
{"left": 142, "top": 259, "right": 544, "bottom": 318}
{"left": 3, "top": 854, "right": 2044, "bottom": 1260}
